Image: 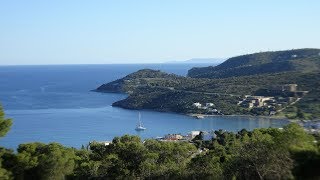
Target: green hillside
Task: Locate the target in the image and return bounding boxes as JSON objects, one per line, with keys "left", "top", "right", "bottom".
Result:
{"left": 96, "top": 49, "right": 320, "bottom": 120}
{"left": 96, "top": 69, "right": 181, "bottom": 93}
{"left": 188, "top": 48, "right": 320, "bottom": 78}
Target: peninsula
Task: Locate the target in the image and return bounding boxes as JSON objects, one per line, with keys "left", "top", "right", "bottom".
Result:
{"left": 96, "top": 48, "right": 320, "bottom": 120}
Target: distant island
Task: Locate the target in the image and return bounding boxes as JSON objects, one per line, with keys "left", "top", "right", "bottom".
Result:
{"left": 95, "top": 48, "right": 320, "bottom": 120}
{"left": 165, "top": 58, "right": 226, "bottom": 64}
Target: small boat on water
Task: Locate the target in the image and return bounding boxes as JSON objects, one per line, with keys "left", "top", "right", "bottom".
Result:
{"left": 195, "top": 115, "right": 205, "bottom": 119}
{"left": 135, "top": 112, "right": 146, "bottom": 131}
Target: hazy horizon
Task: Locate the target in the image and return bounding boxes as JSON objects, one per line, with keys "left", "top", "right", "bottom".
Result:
{"left": 1, "top": 1, "right": 319, "bottom": 65}
{"left": 0, "top": 58, "right": 223, "bottom": 66}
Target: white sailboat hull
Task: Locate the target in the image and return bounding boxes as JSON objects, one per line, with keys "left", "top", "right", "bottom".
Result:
{"left": 135, "top": 112, "right": 146, "bottom": 131}
{"left": 135, "top": 126, "right": 147, "bottom": 131}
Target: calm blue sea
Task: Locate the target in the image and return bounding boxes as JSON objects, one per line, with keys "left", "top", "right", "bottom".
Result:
{"left": 0, "top": 64, "right": 288, "bottom": 149}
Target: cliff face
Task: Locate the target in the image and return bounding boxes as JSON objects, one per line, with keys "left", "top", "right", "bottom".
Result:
{"left": 188, "top": 48, "right": 320, "bottom": 78}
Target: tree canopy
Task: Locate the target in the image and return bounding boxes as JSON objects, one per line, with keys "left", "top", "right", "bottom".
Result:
{"left": 0, "top": 103, "right": 319, "bottom": 179}
{"left": 0, "top": 105, "right": 12, "bottom": 138}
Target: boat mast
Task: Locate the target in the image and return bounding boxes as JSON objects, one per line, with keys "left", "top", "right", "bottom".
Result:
{"left": 139, "top": 112, "right": 141, "bottom": 122}
{"left": 138, "top": 112, "right": 142, "bottom": 126}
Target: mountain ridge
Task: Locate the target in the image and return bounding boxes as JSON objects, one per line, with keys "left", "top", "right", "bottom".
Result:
{"left": 188, "top": 48, "right": 320, "bottom": 78}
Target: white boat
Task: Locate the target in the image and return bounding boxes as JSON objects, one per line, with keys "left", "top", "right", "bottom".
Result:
{"left": 195, "top": 115, "right": 205, "bottom": 119}
{"left": 135, "top": 112, "right": 146, "bottom": 131}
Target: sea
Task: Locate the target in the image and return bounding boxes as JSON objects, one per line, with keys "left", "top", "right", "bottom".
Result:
{"left": 0, "top": 64, "right": 288, "bottom": 149}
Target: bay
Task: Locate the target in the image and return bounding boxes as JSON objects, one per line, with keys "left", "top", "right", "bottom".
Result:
{"left": 0, "top": 64, "right": 288, "bottom": 149}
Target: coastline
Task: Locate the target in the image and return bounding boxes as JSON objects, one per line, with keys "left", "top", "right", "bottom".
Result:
{"left": 187, "top": 113, "right": 290, "bottom": 121}
{"left": 112, "top": 101, "right": 292, "bottom": 121}
{"left": 101, "top": 90, "right": 292, "bottom": 121}
{"left": 96, "top": 91, "right": 305, "bottom": 122}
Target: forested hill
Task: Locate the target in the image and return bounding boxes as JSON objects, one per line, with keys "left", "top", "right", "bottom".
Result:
{"left": 95, "top": 49, "right": 320, "bottom": 119}
{"left": 96, "top": 69, "right": 182, "bottom": 93}
{"left": 188, "top": 48, "right": 320, "bottom": 78}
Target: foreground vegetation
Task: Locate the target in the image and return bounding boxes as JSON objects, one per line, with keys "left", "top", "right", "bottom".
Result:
{"left": 1, "top": 106, "right": 320, "bottom": 179}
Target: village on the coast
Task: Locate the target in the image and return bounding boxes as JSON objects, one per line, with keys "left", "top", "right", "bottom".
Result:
{"left": 191, "top": 84, "right": 309, "bottom": 117}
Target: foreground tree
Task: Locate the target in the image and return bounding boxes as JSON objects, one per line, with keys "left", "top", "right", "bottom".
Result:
{"left": 225, "top": 140, "right": 293, "bottom": 180}
{"left": 277, "top": 123, "right": 320, "bottom": 179}
{"left": 187, "top": 150, "right": 224, "bottom": 179}
{"left": 0, "top": 149, "right": 12, "bottom": 180}
{"left": 142, "top": 139, "right": 197, "bottom": 179}
{"left": 0, "top": 105, "right": 12, "bottom": 138}
{"left": 14, "top": 143, "right": 77, "bottom": 179}
{"left": 0, "top": 104, "right": 13, "bottom": 179}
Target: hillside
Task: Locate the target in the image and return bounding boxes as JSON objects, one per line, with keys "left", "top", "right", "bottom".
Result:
{"left": 188, "top": 48, "right": 320, "bottom": 78}
{"left": 96, "top": 69, "right": 181, "bottom": 93}
{"left": 96, "top": 49, "right": 320, "bottom": 120}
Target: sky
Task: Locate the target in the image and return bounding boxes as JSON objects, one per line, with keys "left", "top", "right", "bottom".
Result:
{"left": 0, "top": 0, "right": 319, "bottom": 65}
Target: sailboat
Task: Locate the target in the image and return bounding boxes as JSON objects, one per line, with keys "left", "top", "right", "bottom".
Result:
{"left": 135, "top": 112, "right": 146, "bottom": 131}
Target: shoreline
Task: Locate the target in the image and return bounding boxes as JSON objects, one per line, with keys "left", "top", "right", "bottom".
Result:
{"left": 98, "top": 91, "right": 306, "bottom": 122}
{"left": 187, "top": 113, "right": 290, "bottom": 121}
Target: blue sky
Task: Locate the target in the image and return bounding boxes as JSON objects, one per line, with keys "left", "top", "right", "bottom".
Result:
{"left": 0, "top": 0, "right": 319, "bottom": 65}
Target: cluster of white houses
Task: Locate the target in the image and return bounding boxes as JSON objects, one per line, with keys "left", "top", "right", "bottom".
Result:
{"left": 192, "top": 102, "right": 215, "bottom": 109}
{"left": 239, "top": 96, "right": 276, "bottom": 108}
{"left": 239, "top": 84, "right": 308, "bottom": 110}
{"left": 192, "top": 102, "right": 223, "bottom": 115}
{"left": 188, "top": 84, "right": 308, "bottom": 116}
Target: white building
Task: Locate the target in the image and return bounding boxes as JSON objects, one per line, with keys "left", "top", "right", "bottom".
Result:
{"left": 192, "top": 102, "right": 202, "bottom": 108}
{"left": 90, "top": 140, "right": 112, "bottom": 146}
{"left": 190, "top": 131, "right": 201, "bottom": 138}
{"left": 206, "top": 103, "right": 214, "bottom": 107}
